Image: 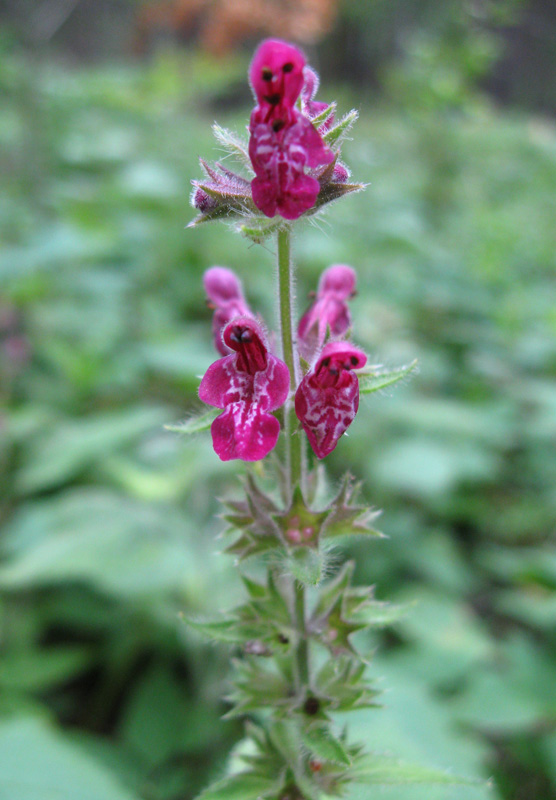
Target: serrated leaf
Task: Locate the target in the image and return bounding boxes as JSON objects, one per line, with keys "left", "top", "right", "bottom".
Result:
{"left": 165, "top": 407, "right": 219, "bottom": 435}
{"left": 181, "top": 615, "right": 242, "bottom": 643}
{"left": 196, "top": 772, "right": 280, "bottom": 800}
{"left": 323, "top": 109, "right": 359, "bottom": 148}
{"left": 347, "top": 599, "right": 411, "bottom": 628}
{"left": 302, "top": 724, "right": 351, "bottom": 766}
{"left": 358, "top": 359, "right": 418, "bottom": 395}
{"left": 352, "top": 753, "right": 482, "bottom": 786}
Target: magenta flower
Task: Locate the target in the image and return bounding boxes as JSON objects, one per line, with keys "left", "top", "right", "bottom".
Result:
{"left": 203, "top": 267, "right": 254, "bottom": 356}
{"left": 295, "top": 341, "right": 367, "bottom": 460}
{"left": 199, "top": 317, "right": 290, "bottom": 462}
{"left": 248, "top": 39, "right": 334, "bottom": 220}
{"left": 297, "top": 264, "right": 357, "bottom": 362}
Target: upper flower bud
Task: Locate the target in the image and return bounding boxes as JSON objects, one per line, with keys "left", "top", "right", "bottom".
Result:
{"left": 249, "top": 39, "right": 306, "bottom": 122}
{"left": 203, "top": 267, "right": 253, "bottom": 356}
{"left": 199, "top": 317, "right": 290, "bottom": 462}
{"left": 248, "top": 40, "right": 334, "bottom": 221}
{"left": 189, "top": 40, "right": 364, "bottom": 235}
{"left": 295, "top": 341, "right": 367, "bottom": 459}
{"left": 298, "top": 264, "right": 357, "bottom": 362}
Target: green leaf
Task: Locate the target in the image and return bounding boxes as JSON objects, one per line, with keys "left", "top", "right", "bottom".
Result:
{"left": 0, "top": 717, "right": 140, "bottom": 800}
{"left": 352, "top": 753, "right": 482, "bottom": 786}
{"left": 196, "top": 772, "right": 280, "bottom": 800}
{"left": 181, "top": 614, "right": 245, "bottom": 643}
{"left": 0, "top": 489, "right": 194, "bottom": 599}
{"left": 302, "top": 723, "right": 351, "bottom": 767}
{"left": 16, "top": 407, "right": 169, "bottom": 494}
{"left": 358, "top": 359, "right": 418, "bottom": 395}
{"left": 165, "top": 407, "right": 219, "bottom": 435}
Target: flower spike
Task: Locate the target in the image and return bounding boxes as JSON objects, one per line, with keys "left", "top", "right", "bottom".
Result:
{"left": 199, "top": 317, "right": 290, "bottom": 462}
{"left": 298, "top": 264, "right": 357, "bottom": 361}
{"left": 295, "top": 341, "right": 367, "bottom": 459}
{"left": 203, "top": 267, "right": 254, "bottom": 356}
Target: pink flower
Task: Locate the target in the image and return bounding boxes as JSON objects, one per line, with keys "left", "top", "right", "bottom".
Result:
{"left": 199, "top": 317, "right": 290, "bottom": 462}
{"left": 203, "top": 267, "right": 253, "bottom": 356}
{"left": 248, "top": 39, "right": 334, "bottom": 220}
{"left": 295, "top": 341, "right": 367, "bottom": 460}
{"left": 297, "top": 264, "right": 357, "bottom": 361}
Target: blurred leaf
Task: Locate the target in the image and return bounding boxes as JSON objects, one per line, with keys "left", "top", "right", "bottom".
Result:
{"left": 196, "top": 772, "right": 281, "bottom": 800}
{"left": 358, "top": 360, "right": 418, "bottom": 395}
{"left": 0, "top": 490, "right": 194, "bottom": 598}
{"left": 165, "top": 407, "right": 219, "bottom": 435}
{"left": 352, "top": 753, "right": 482, "bottom": 786}
{"left": 16, "top": 407, "right": 169, "bottom": 494}
{"left": 301, "top": 723, "right": 351, "bottom": 766}
{"left": 0, "top": 717, "right": 140, "bottom": 800}
{"left": 0, "top": 647, "right": 92, "bottom": 692}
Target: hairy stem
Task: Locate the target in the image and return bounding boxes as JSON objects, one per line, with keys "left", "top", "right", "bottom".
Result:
{"left": 277, "top": 226, "right": 302, "bottom": 492}
{"left": 276, "top": 227, "right": 309, "bottom": 698}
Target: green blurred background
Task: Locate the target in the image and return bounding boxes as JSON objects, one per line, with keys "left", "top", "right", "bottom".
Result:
{"left": 1, "top": 1, "right": 555, "bottom": 798}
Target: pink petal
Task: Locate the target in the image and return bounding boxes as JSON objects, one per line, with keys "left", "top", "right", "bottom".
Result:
{"left": 298, "top": 265, "right": 357, "bottom": 360}
{"left": 249, "top": 39, "right": 305, "bottom": 111}
{"left": 251, "top": 175, "right": 278, "bottom": 218}
{"left": 319, "top": 264, "right": 357, "bottom": 299}
{"left": 199, "top": 318, "right": 290, "bottom": 462}
{"left": 198, "top": 356, "right": 237, "bottom": 408}
{"left": 285, "top": 117, "right": 334, "bottom": 169}
{"left": 203, "top": 266, "right": 244, "bottom": 305}
{"left": 277, "top": 173, "right": 320, "bottom": 220}
{"left": 259, "top": 354, "right": 290, "bottom": 411}
{"left": 211, "top": 403, "right": 281, "bottom": 462}
{"left": 295, "top": 342, "right": 367, "bottom": 459}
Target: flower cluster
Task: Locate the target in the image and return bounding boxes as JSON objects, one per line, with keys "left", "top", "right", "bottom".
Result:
{"left": 200, "top": 263, "right": 366, "bottom": 461}
{"left": 189, "top": 39, "right": 362, "bottom": 235}
{"left": 248, "top": 39, "right": 334, "bottom": 219}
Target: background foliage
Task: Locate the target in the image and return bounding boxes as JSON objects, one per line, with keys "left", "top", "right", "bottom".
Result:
{"left": 1, "top": 2, "right": 556, "bottom": 798}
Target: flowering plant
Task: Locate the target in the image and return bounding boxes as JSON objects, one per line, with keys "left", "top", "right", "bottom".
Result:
{"left": 172, "top": 38, "right": 477, "bottom": 800}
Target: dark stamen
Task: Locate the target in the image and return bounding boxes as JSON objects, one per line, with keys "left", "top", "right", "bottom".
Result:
{"left": 303, "top": 696, "right": 320, "bottom": 715}
{"left": 261, "top": 68, "right": 273, "bottom": 81}
{"left": 350, "top": 355, "right": 359, "bottom": 366}
{"left": 321, "top": 357, "right": 331, "bottom": 368}
{"left": 282, "top": 62, "right": 294, "bottom": 73}
{"left": 272, "top": 119, "right": 285, "bottom": 132}
{"left": 264, "top": 93, "right": 281, "bottom": 106}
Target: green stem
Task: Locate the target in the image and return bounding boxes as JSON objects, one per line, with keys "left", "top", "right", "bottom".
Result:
{"left": 293, "top": 580, "right": 309, "bottom": 691}
{"left": 276, "top": 227, "right": 302, "bottom": 491}
{"left": 276, "top": 227, "right": 309, "bottom": 698}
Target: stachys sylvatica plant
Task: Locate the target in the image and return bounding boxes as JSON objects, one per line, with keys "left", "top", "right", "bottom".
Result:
{"left": 171, "top": 38, "right": 480, "bottom": 800}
